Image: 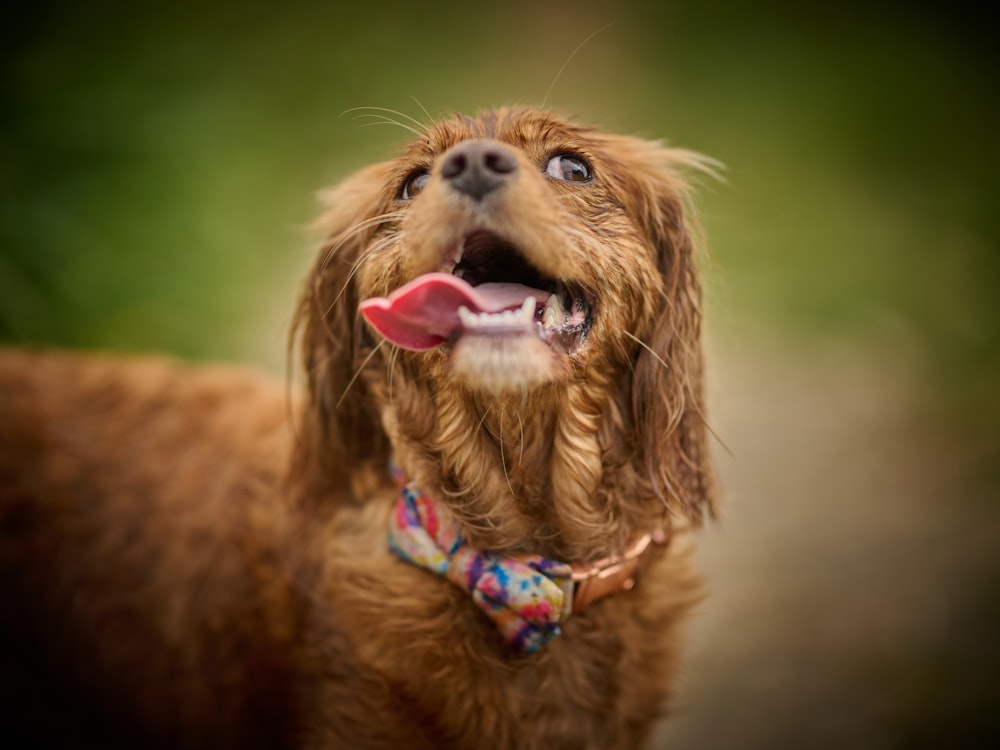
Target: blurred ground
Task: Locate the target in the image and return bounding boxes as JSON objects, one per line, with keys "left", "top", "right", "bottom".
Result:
{"left": 654, "top": 330, "right": 1000, "bottom": 749}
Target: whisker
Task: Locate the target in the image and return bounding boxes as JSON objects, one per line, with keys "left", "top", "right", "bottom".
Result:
{"left": 335, "top": 340, "right": 385, "bottom": 409}
{"left": 343, "top": 105, "right": 427, "bottom": 132}
{"left": 623, "top": 330, "right": 670, "bottom": 373}
{"left": 472, "top": 406, "right": 494, "bottom": 472}
{"left": 323, "top": 232, "right": 402, "bottom": 321}
{"left": 622, "top": 329, "right": 731, "bottom": 456}
{"left": 410, "top": 96, "right": 433, "bottom": 126}
{"left": 516, "top": 410, "right": 524, "bottom": 467}
{"left": 613, "top": 337, "right": 639, "bottom": 378}
{"left": 318, "top": 211, "right": 405, "bottom": 273}
{"left": 542, "top": 23, "right": 614, "bottom": 109}
{"left": 698, "top": 411, "right": 732, "bottom": 457}
{"left": 498, "top": 407, "right": 515, "bottom": 499}
{"left": 476, "top": 405, "right": 492, "bottom": 436}
{"left": 386, "top": 344, "right": 401, "bottom": 406}
{"left": 353, "top": 115, "right": 422, "bottom": 138}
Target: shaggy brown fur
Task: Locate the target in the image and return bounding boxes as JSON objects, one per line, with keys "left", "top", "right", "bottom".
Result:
{"left": 0, "top": 107, "right": 715, "bottom": 749}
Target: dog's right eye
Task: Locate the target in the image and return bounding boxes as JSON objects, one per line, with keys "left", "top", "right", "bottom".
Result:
{"left": 400, "top": 169, "right": 430, "bottom": 200}
{"left": 544, "top": 153, "right": 593, "bottom": 183}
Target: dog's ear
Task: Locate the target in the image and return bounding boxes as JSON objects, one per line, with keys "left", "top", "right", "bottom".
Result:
{"left": 626, "top": 140, "right": 717, "bottom": 525}
{"left": 292, "top": 161, "right": 395, "bottom": 491}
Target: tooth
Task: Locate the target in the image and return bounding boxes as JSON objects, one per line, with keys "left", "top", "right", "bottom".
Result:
{"left": 458, "top": 306, "right": 476, "bottom": 327}
{"left": 543, "top": 294, "right": 564, "bottom": 329}
{"left": 453, "top": 239, "right": 465, "bottom": 266}
{"left": 521, "top": 297, "right": 536, "bottom": 321}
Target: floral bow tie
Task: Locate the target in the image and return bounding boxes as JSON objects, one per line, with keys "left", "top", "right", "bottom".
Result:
{"left": 387, "top": 482, "right": 574, "bottom": 655}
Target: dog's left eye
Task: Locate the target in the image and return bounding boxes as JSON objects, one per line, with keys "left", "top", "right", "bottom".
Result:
{"left": 400, "top": 169, "right": 430, "bottom": 200}
{"left": 544, "top": 153, "right": 593, "bottom": 183}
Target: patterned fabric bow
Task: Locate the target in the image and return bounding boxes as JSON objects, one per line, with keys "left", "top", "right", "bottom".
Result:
{"left": 388, "top": 482, "right": 575, "bottom": 655}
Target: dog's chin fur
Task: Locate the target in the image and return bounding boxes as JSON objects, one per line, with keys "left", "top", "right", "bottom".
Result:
{"left": 450, "top": 333, "right": 564, "bottom": 393}
{"left": 0, "top": 107, "right": 716, "bottom": 749}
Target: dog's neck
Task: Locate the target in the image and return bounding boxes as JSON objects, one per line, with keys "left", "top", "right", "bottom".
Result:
{"left": 388, "top": 468, "right": 672, "bottom": 652}
{"left": 385, "top": 373, "right": 668, "bottom": 561}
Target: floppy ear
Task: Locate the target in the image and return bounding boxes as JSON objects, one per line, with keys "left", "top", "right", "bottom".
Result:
{"left": 628, "top": 143, "right": 717, "bottom": 525}
{"left": 291, "top": 161, "right": 395, "bottom": 491}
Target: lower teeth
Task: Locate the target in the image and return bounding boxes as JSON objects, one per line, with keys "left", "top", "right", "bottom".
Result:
{"left": 458, "top": 296, "right": 537, "bottom": 330}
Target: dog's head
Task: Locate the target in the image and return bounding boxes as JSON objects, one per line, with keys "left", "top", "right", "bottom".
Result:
{"left": 296, "top": 108, "right": 714, "bottom": 557}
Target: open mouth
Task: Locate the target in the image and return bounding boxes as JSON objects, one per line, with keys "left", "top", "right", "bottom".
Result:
{"left": 359, "top": 230, "right": 594, "bottom": 355}
{"left": 450, "top": 231, "right": 593, "bottom": 353}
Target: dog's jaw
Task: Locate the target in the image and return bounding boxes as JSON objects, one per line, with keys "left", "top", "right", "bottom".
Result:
{"left": 449, "top": 330, "right": 563, "bottom": 392}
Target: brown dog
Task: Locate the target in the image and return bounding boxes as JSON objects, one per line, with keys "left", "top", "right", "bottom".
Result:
{"left": 0, "top": 107, "right": 716, "bottom": 749}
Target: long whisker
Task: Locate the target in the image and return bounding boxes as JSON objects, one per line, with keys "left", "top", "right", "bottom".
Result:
{"left": 323, "top": 231, "right": 402, "bottom": 320}
{"left": 498, "top": 407, "right": 515, "bottom": 498}
{"left": 318, "top": 211, "right": 406, "bottom": 272}
{"left": 516, "top": 409, "right": 524, "bottom": 467}
{"left": 343, "top": 105, "right": 427, "bottom": 132}
{"left": 410, "top": 96, "right": 433, "bottom": 125}
{"left": 623, "top": 330, "right": 731, "bottom": 456}
{"left": 699, "top": 412, "right": 732, "bottom": 456}
{"left": 542, "top": 23, "right": 614, "bottom": 109}
{"left": 476, "top": 405, "right": 492, "bottom": 435}
{"left": 472, "top": 405, "right": 494, "bottom": 466}
{"left": 623, "top": 330, "right": 670, "bottom": 373}
{"left": 335, "top": 340, "right": 385, "bottom": 409}
{"left": 613, "top": 337, "right": 639, "bottom": 378}
{"left": 353, "top": 115, "right": 422, "bottom": 138}
{"left": 386, "top": 344, "right": 401, "bottom": 406}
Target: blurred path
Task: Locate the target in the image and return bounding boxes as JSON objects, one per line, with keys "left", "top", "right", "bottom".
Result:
{"left": 654, "top": 335, "right": 999, "bottom": 749}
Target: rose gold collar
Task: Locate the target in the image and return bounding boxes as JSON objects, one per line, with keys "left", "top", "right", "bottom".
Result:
{"left": 569, "top": 527, "right": 671, "bottom": 612}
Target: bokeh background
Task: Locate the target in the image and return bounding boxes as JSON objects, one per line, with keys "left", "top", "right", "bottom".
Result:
{"left": 2, "top": 0, "right": 997, "bottom": 747}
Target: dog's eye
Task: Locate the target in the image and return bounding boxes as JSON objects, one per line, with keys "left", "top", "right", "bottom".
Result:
{"left": 400, "top": 169, "right": 430, "bottom": 200}
{"left": 544, "top": 153, "right": 593, "bottom": 183}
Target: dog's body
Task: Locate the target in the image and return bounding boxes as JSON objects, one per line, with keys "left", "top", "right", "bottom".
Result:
{"left": 0, "top": 108, "right": 715, "bottom": 748}
{"left": 0, "top": 354, "right": 299, "bottom": 746}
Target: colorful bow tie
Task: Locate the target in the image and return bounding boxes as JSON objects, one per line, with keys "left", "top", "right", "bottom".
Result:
{"left": 387, "top": 482, "right": 574, "bottom": 655}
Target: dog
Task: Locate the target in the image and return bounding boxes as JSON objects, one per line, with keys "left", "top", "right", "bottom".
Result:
{"left": 0, "top": 107, "right": 716, "bottom": 749}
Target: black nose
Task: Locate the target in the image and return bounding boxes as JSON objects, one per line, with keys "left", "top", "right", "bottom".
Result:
{"left": 440, "top": 140, "right": 517, "bottom": 200}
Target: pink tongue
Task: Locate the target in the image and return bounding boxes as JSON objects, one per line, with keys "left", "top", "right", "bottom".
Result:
{"left": 359, "top": 272, "right": 545, "bottom": 351}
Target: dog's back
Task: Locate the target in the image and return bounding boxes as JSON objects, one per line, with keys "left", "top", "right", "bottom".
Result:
{"left": 0, "top": 351, "right": 299, "bottom": 747}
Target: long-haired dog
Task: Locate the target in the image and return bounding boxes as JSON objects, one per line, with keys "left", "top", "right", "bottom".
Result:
{"left": 0, "top": 107, "right": 716, "bottom": 749}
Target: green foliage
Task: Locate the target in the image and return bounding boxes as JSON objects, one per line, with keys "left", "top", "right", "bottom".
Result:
{"left": 1, "top": 0, "right": 996, "bottom": 421}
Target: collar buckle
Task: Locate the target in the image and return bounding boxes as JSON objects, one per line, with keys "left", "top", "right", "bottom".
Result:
{"left": 569, "top": 527, "right": 670, "bottom": 612}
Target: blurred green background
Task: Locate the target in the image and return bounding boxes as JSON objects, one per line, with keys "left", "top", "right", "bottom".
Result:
{"left": 2, "top": 0, "right": 997, "bottom": 747}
